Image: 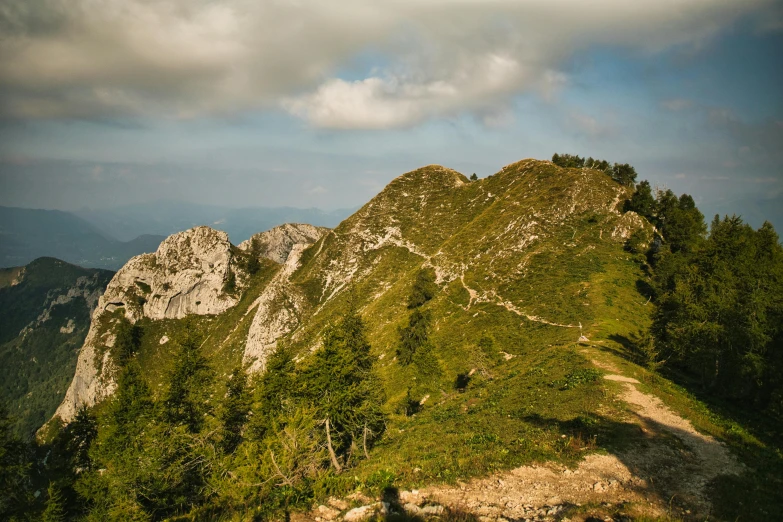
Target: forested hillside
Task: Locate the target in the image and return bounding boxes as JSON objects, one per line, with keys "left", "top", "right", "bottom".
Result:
{"left": 0, "top": 258, "right": 113, "bottom": 439}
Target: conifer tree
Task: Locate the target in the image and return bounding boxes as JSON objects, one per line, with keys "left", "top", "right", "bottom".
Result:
{"left": 163, "top": 322, "right": 213, "bottom": 432}
{"left": 219, "top": 366, "right": 250, "bottom": 453}
{"left": 298, "top": 303, "right": 385, "bottom": 470}
{"left": 250, "top": 343, "right": 296, "bottom": 440}
{"left": 0, "top": 403, "right": 31, "bottom": 519}
{"left": 397, "top": 309, "right": 430, "bottom": 365}
{"left": 114, "top": 316, "right": 142, "bottom": 367}
{"left": 246, "top": 236, "right": 262, "bottom": 276}
{"left": 42, "top": 483, "right": 65, "bottom": 522}
{"left": 407, "top": 268, "right": 437, "bottom": 309}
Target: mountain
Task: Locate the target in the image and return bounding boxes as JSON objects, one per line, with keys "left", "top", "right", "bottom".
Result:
{"left": 53, "top": 223, "right": 327, "bottom": 422}
{"left": 27, "top": 159, "right": 783, "bottom": 521}
{"left": 0, "top": 206, "right": 165, "bottom": 270}
{"left": 0, "top": 258, "right": 113, "bottom": 439}
{"left": 74, "top": 201, "right": 355, "bottom": 243}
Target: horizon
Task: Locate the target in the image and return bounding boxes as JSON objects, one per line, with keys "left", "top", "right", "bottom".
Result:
{"left": 1, "top": 1, "right": 782, "bottom": 232}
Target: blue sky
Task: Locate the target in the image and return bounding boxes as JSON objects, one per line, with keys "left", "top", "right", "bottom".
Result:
{"left": 0, "top": 0, "right": 781, "bottom": 230}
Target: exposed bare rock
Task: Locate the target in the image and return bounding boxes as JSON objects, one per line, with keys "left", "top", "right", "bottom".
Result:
{"left": 239, "top": 223, "right": 329, "bottom": 264}
{"left": 101, "top": 226, "right": 239, "bottom": 322}
{"left": 53, "top": 226, "right": 242, "bottom": 423}
{"left": 243, "top": 243, "right": 314, "bottom": 372}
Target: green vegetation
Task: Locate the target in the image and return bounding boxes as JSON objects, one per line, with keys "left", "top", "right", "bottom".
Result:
{"left": 0, "top": 258, "right": 113, "bottom": 438}
{"left": 6, "top": 158, "right": 782, "bottom": 520}
{"left": 551, "top": 152, "right": 638, "bottom": 186}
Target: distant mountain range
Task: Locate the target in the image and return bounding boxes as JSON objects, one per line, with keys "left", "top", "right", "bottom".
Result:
{"left": 73, "top": 201, "right": 355, "bottom": 243}
{"left": 0, "top": 203, "right": 355, "bottom": 270}
{"left": 0, "top": 206, "right": 164, "bottom": 270}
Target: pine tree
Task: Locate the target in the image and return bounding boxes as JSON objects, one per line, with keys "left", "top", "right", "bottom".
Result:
{"left": 114, "top": 316, "right": 143, "bottom": 367}
{"left": 219, "top": 366, "right": 250, "bottom": 453}
{"left": 250, "top": 343, "right": 296, "bottom": 440}
{"left": 0, "top": 403, "right": 31, "bottom": 519}
{"left": 397, "top": 309, "right": 431, "bottom": 365}
{"left": 298, "top": 304, "right": 385, "bottom": 470}
{"left": 42, "top": 483, "right": 65, "bottom": 522}
{"left": 247, "top": 236, "right": 262, "bottom": 275}
{"left": 163, "top": 322, "right": 213, "bottom": 432}
{"left": 66, "top": 406, "right": 97, "bottom": 473}
{"left": 407, "top": 268, "right": 437, "bottom": 309}
{"left": 623, "top": 180, "right": 655, "bottom": 220}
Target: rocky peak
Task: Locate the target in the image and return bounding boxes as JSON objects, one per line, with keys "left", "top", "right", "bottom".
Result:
{"left": 53, "top": 226, "right": 241, "bottom": 424}
{"left": 238, "top": 223, "right": 329, "bottom": 264}
{"left": 101, "top": 226, "right": 238, "bottom": 322}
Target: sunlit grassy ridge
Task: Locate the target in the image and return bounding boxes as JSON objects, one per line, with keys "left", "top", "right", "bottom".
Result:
{"left": 68, "top": 159, "right": 783, "bottom": 520}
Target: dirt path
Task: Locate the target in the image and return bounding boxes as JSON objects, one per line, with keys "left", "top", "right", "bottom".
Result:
{"left": 414, "top": 360, "right": 742, "bottom": 520}
{"left": 308, "top": 355, "right": 742, "bottom": 522}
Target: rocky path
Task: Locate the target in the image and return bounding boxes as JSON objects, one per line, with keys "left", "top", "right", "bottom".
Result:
{"left": 309, "top": 353, "right": 742, "bottom": 522}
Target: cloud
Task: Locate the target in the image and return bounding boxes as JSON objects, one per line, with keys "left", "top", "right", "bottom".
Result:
{"left": 661, "top": 99, "right": 693, "bottom": 111}
{"left": 308, "top": 185, "right": 328, "bottom": 195}
{"left": 566, "top": 110, "right": 615, "bottom": 138}
{"left": 0, "top": 0, "right": 778, "bottom": 127}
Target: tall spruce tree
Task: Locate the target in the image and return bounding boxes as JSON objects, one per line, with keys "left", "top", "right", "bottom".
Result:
{"left": 298, "top": 304, "right": 385, "bottom": 471}
{"left": 163, "top": 322, "right": 213, "bottom": 433}
{"left": 219, "top": 366, "right": 250, "bottom": 453}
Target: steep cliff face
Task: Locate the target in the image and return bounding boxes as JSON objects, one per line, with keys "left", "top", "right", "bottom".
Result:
{"left": 241, "top": 227, "right": 329, "bottom": 371}
{"left": 101, "top": 226, "right": 240, "bottom": 322}
{"left": 53, "top": 226, "right": 245, "bottom": 423}
{"left": 52, "top": 223, "right": 332, "bottom": 424}
{"left": 238, "top": 223, "right": 328, "bottom": 264}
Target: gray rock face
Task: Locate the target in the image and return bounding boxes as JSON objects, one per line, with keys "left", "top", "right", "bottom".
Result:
{"left": 53, "top": 226, "right": 241, "bottom": 423}
{"left": 102, "top": 226, "right": 239, "bottom": 322}
{"left": 239, "top": 223, "right": 328, "bottom": 264}
{"left": 243, "top": 227, "right": 328, "bottom": 372}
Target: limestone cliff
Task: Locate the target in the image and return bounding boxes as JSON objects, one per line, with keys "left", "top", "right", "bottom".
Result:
{"left": 53, "top": 226, "right": 244, "bottom": 423}
{"left": 239, "top": 223, "right": 328, "bottom": 264}
{"left": 241, "top": 226, "right": 329, "bottom": 371}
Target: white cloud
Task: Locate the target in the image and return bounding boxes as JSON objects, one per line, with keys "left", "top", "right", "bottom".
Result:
{"left": 661, "top": 99, "right": 693, "bottom": 111}
{"left": 0, "top": 0, "right": 778, "bottom": 127}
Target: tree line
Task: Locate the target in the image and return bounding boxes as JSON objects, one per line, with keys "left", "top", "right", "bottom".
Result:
{"left": 553, "top": 150, "right": 783, "bottom": 417}
{"left": 622, "top": 178, "right": 783, "bottom": 417}
{"left": 551, "top": 153, "right": 638, "bottom": 187}
{"left": 1, "top": 304, "right": 385, "bottom": 521}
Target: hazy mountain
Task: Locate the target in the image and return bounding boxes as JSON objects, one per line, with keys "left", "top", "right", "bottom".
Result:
{"left": 0, "top": 258, "right": 113, "bottom": 439}
{"left": 0, "top": 206, "right": 165, "bottom": 269}
{"left": 74, "top": 201, "right": 355, "bottom": 243}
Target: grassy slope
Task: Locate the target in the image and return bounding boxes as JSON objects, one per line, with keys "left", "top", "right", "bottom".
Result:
{"left": 99, "top": 160, "right": 782, "bottom": 518}
{"left": 268, "top": 161, "right": 653, "bottom": 485}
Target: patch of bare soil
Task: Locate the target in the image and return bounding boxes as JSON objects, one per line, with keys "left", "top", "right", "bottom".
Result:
{"left": 308, "top": 360, "right": 742, "bottom": 521}
{"left": 419, "top": 370, "right": 742, "bottom": 520}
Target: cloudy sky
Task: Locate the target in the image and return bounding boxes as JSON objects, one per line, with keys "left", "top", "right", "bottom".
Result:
{"left": 1, "top": 0, "right": 781, "bottom": 229}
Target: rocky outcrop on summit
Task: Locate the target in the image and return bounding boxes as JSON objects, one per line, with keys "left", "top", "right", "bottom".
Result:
{"left": 54, "top": 226, "right": 243, "bottom": 423}
{"left": 239, "top": 223, "right": 328, "bottom": 264}
{"left": 101, "top": 226, "right": 239, "bottom": 322}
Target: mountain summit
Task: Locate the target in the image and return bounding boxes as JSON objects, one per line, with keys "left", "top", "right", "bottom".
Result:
{"left": 35, "top": 158, "right": 779, "bottom": 521}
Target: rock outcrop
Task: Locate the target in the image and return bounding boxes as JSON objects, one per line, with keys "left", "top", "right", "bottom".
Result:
{"left": 101, "top": 226, "right": 239, "bottom": 322}
{"left": 239, "top": 223, "right": 328, "bottom": 264}
{"left": 53, "top": 226, "right": 243, "bottom": 423}
{"left": 242, "top": 228, "right": 328, "bottom": 372}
